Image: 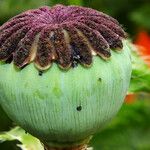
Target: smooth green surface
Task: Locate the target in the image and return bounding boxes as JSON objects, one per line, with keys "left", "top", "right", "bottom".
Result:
{"left": 0, "top": 40, "right": 132, "bottom": 147}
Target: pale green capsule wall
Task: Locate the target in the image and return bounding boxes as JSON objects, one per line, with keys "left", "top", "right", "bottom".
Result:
{"left": 0, "top": 40, "right": 132, "bottom": 147}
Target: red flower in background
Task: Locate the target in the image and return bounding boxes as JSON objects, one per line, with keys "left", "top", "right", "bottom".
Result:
{"left": 125, "top": 93, "right": 136, "bottom": 104}
{"left": 125, "top": 31, "right": 150, "bottom": 104}
{"left": 134, "top": 31, "right": 150, "bottom": 67}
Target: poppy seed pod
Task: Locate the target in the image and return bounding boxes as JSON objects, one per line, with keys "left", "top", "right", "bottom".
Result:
{"left": 0, "top": 4, "right": 132, "bottom": 150}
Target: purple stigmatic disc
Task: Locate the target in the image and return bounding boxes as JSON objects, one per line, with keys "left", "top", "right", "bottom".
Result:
{"left": 0, "top": 4, "right": 126, "bottom": 70}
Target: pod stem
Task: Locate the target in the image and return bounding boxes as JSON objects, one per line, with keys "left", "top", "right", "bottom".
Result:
{"left": 44, "top": 144, "right": 88, "bottom": 150}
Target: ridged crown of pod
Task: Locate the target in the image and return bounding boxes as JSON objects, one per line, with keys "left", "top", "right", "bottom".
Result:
{"left": 0, "top": 4, "right": 132, "bottom": 150}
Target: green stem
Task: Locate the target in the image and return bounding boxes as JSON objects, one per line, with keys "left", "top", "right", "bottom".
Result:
{"left": 44, "top": 144, "right": 88, "bottom": 150}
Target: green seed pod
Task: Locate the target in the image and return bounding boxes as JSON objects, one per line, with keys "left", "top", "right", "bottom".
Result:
{"left": 0, "top": 5, "right": 132, "bottom": 150}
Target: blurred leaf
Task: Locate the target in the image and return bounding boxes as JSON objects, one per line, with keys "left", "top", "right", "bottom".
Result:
{"left": 0, "top": 140, "right": 21, "bottom": 150}
{"left": 0, "top": 0, "right": 49, "bottom": 24}
{"left": 0, "top": 127, "right": 44, "bottom": 150}
{"left": 130, "top": 4, "right": 150, "bottom": 30}
{"left": 129, "top": 45, "right": 150, "bottom": 93}
{"left": 67, "top": 0, "right": 83, "bottom": 5}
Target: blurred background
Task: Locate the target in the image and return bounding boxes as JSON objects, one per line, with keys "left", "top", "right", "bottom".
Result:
{"left": 0, "top": 0, "right": 150, "bottom": 150}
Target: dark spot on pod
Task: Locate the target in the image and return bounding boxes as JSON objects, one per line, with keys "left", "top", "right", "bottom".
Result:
{"left": 76, "top": 106, "right": 82, "bottom": 111}
{"left": 72, "top": 61, "right": 78, "bottom": 68}
{"left": 39, "top": 71, "right": 43, "bottom": 76}
{"left": 98, "top": 78, "right": 102, "bottom": 82}
{"left": 5, "top": 55, "right": 13, "bottom": 64}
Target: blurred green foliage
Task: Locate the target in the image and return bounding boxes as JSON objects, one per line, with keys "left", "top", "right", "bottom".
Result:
{"left": 0, "top": 0, "right": 49, "bottom": 23}
{"left": 130, "top": 4, "right": 150, "bottom": 31}
{"left": 91, "top": 100, "right": 150, "bottom": 150}
{"left": 130, "top": 51, "right": 150, "bottom": 93}
{"left": 0, "top": 127, "right": 44, "bottom": 150}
